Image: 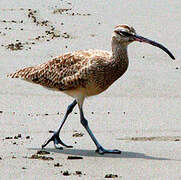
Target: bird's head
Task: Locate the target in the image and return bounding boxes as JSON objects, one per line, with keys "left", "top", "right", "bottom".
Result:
{"left": 112, "top": 24, "right": 175, "bottom": 60}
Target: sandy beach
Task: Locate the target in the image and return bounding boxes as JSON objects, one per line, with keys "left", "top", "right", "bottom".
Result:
{"left": 0, "top": 0, "right": 181, "bottom": 179}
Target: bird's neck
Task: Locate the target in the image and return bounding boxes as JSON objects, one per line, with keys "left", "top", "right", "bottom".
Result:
{"left": 111, "top": 40, "right": 128, "bottom": 63}
{"left": 109, "top": 40, "right": 129, "bottom": 77}
{"left": 98, "top": 40, "right": 129, "bottom": 90}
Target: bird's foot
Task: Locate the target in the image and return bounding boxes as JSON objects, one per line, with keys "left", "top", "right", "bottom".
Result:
{"left": 95, "top": 146, "right": 121, "bottom": 155}
{"left": 41, "top": 131, "right": 73, "bottom": 149}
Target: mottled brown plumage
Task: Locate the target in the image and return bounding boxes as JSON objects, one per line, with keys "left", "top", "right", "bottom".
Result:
{"left": 8, "top": 25, "right": 175, "bottom": 154}
{"left": 9, "top": 48, "right": 128, "bottom": 97}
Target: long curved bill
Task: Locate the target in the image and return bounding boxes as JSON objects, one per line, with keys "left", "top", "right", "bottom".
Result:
{"left": 133, "top": 35, "right": 175, "bottom": 60}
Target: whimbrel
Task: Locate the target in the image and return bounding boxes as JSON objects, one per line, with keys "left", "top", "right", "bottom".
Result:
{"left": 8, "top": 25, "right": 175, "bottom": 154}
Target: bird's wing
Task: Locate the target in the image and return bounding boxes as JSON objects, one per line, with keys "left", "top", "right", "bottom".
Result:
{"left": 8, "top": 50, "right": 111, "bottom": 90}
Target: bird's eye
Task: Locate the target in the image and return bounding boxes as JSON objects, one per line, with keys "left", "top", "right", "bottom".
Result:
{"left": 119, "top": 31, "right": 131, "bottom": 36}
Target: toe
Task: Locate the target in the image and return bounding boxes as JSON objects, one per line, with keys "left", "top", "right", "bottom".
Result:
{"left": 54, "top": 143, "right": 63, "bottom": 150}
{"left": 96, "top": 147, "right": 121, "bottom": 154}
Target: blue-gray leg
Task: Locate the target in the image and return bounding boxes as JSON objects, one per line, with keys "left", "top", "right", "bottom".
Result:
{"left": 42, "top": 100, "right": 77, "bottom": 149}
{"left": 79, "top": 107, "right": 121, "bottom": 155}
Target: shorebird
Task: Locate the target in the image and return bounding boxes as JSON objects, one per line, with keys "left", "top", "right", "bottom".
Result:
{"left": 8, "top": 25, "right": 175, "bottom": 154}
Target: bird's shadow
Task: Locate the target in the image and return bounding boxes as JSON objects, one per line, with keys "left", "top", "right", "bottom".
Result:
{"left": 28, "top": 147, "right": 178, "bottom": 161}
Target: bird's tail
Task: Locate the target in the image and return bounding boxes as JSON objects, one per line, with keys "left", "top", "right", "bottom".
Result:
{"left": 7, "top": 66, "right": 36, "bottom": 80}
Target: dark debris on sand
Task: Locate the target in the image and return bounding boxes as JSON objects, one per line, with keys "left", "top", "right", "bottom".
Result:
{"left": 28, "top": 154, "right": 54, "bottom": 161}
{"left": 72, "top": 132, "right": 84, "bottom": 137}
{"left": 62, "top": 170, "right": 71, "bottom": 176}
{"left": 36, "top": 150, "right": 50, "bottom": 155}
{"left": 54, "top": 163, "right": 63, "bottom": 167}
{"left": 67, "top": 156, "right": 83, "bottom": 160}
{"left": 105, "top": 174, "right": 118, "bottom": 178}
{"left": 27, "top": 150, "right": 53, "bottom": 161}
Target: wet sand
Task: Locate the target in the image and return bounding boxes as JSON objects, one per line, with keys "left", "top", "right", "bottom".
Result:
{"left": 0, "top": 0, "right": 181, "bottom": 179}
